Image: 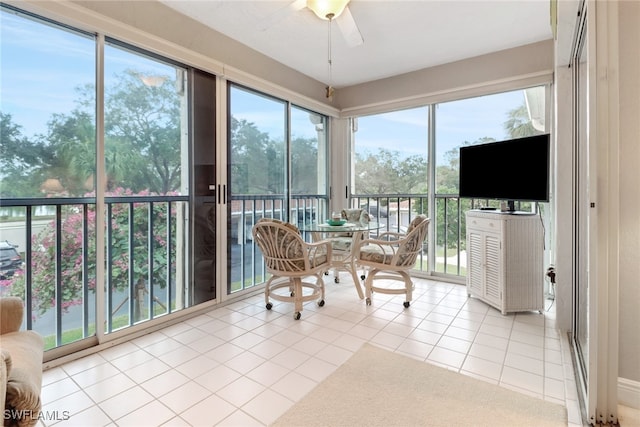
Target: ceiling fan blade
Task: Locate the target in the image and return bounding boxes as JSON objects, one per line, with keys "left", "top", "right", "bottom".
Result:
{"left": 336, "top": 5, "right": 363, "bottom": 47}
{"left": 257, "top": 0, "right": 307, "bottom": 31}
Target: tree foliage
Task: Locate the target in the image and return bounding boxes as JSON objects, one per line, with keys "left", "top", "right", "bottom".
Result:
{"left": 229, "top": 116, "right": 321, "bottom": 195}
{"left": 352, "top": 99, "right": 542, "bottom": 252}
{"left": 0, "top": 69, "right": 182, "bottom": 197}
{"left": 354, "top": 149, "right": 428, "bottom": 195}
{"left": 1, "top": 64, "right": 540, "bottom": 313}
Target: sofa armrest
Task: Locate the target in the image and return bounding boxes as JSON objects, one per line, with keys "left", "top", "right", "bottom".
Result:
{"left": 2, "top": 331, "right": 44, "bottom": 427}
{"left": 0, "top": 297, "right": 24, "bottom": 335}
{"left": 1, "top": 350, "right": 9, "bottom": 422}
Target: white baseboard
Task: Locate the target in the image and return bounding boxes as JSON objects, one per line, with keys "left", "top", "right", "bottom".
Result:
{"left": 619, "top": 377, "right": 640, "bottom": 409}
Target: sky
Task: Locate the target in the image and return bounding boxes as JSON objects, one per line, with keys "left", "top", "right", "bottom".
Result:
{"left": 355, "top": 89, "right": 528, "bottom": 165}
{"left": 2, "top": 7, "right": 534, "bottom": 167}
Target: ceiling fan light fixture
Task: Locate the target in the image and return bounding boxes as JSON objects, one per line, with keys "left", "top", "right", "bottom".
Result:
{"left": 307, "top": 0, "right": 350, "bottom": 20}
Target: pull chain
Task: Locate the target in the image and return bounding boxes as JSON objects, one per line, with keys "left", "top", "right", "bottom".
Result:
{"left": 326, "top": 13, "right": 335, "bottom": 99}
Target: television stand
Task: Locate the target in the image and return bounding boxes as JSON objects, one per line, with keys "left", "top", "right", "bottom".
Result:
{"left": 466, "top": 210, "right": 544, "bottom": 314}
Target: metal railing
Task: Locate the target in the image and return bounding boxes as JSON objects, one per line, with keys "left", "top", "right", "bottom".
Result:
{"left": 228, "top": 194, "right": 328, "bottom": 293}
{"left": 1, "top": 192, "right": 502, "bottom": 350}
{"left": 0, "top": 195, "right": 188, "bottom": 349}
{"left": 349, "top": 194, "right": 534, "bottom": 277}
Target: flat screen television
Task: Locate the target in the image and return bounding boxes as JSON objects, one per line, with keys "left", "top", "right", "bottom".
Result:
{"left": 459, "top": 134, "right": 550, "bottom": 212}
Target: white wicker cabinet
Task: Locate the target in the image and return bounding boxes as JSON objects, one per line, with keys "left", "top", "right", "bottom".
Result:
{"left": 466, "top": 210, "right": 544, "bottom": 315}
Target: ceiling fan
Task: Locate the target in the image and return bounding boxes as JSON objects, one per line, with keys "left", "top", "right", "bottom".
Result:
{"left": 258, "top": 0, "right": 364, "bottom": 47}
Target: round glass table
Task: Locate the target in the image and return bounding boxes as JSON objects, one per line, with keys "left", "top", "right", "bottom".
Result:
{"left": 300, "top": 221, "right": 382, "bottom": 299}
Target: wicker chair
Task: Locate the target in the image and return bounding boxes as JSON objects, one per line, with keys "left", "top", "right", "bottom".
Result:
{"left": 356, "top": 215, "right": 430, "bottom": 308}
{"left": 252, "top": 218, "right": 332, "bottom": 320}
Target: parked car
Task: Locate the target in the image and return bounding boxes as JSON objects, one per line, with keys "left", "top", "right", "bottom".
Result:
{"left": 0, "top": 241, "right": 23, "bottom": 279}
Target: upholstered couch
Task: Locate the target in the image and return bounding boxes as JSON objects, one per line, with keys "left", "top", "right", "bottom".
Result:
{"left": 1, "top": 297, "right": 44, "bottom": 427}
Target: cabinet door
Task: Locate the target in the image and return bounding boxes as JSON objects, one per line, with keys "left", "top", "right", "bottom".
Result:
{"left": 467, "top": 231, "right": 484, "bottom": 295}
{"left": 483, "top": 233, "right": 502, "bottom": 306}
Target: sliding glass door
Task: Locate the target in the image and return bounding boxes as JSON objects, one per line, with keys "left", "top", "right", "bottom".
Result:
{"left": 227, "top": 84, "right": 328, "bottom": 295}
{"left": 0, "top": 5, "right": 200, "bottom": 353}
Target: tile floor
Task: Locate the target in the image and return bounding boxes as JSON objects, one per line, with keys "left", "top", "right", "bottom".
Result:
{"left": 39, "top": 276, "right": 586, "bottom": 426}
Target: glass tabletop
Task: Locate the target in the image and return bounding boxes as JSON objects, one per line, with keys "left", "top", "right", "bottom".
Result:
{"left": 301, "top": 221, "right": 381, "bottom": 233}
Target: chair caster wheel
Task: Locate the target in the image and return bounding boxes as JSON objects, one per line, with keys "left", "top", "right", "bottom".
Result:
{"left": 403, "top": 301, "right": 410, "bottom": 308}
{"left": 366, "top": 297, "right": 371, "bottom": 306}
{"left": 360, "top": 275, "right": 365, "bottom": 281}
{"left": 324, "top": 271, "right": 329, "bottom": 275}
{"left": 334, "top": 277, "right": 339, "bottom": 283}
{"left": 318, "top": 299, "right": 325, "bottom": 307}
{"left": 266, "top": 302, "right": 273, "bottom": 310}
{"left": 294, "top": 312, "right": 301, "bottom": 320}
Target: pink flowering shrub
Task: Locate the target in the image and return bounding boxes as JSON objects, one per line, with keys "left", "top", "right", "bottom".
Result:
{"left": 1, "top": 188, "right": 178, "bottom": 315}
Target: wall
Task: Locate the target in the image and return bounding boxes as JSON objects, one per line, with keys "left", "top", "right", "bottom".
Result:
{"left": 617, "top": 0, "right": 640, "bottom": 387}
{"left": 337, "top": 40, "right": 553, "bottom": 115}
{"left": 554, "top": 0, "right": 640, "bottom": 407}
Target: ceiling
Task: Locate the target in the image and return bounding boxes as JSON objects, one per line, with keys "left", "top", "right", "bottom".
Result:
{"left": 160, "top": 0, "right": 553, "bottom": 89}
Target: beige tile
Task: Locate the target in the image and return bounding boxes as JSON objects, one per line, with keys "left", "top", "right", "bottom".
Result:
{"left": 428, "top": 346, "right": 466, "bottom": 369}
{"left": 84, "top": 372, "right": 136, "bottom": 403}
{"left": 500, "top": 366, "right": 544, "bottom": 395}
{"left": 110, "top": 348, "right": 155, "bottom": 371}
{"left": 270, "top": 371, "right": 318, "bottom": 403}
{"left": 61, "top": 353, "right": 108, "bottom": 376}
{"left": 116, "top": 400, "right": 175, "bottom": 427}
{"left": 71, "top": 362, "right": 121, "bottom": 388}
{"left": 39, "top": 277, "right": 577, "bottom": 427}
{"left": 468, "top": 342, "right": 506, "bottom": 363}
{"left": 41, "top": 390, "right": 94, "bottom": 422}
{"left": 241, "top": 388, "right": 294, "bottom": 425}
{"left": 158, "top": 381, "right": 211, "bottom": 414}
{"left": 179, "top": 394, "right": 235, "bottom": 426}
{"left": 48, "top": 405, "right": 111, "bottom": 427}
{"left": 217, "top": 410, "right": 265, "bottom": 427}
{"left": 245, "top": 360, "right": 290, "bottom": 387}
{"left": 462, "top": 354, "right": 503, "bottom": 381}
{"left": 437, "top": 335, "right": 472, "bottom": 354}
{"left": 216, "top": 376, "right": 265, "bottom": 407}
{"left": 122, "top": 357, "right": 171, "bottom": 384}
{"left": 504, "top": 351, "right": 544, "bottom": 375}
{"left": 41, "top": 377, "right": 81, "bottom": 404}
{"left": 294, "top": 356, "right": 337, "bottom": 383}
{"left": 139, "top": 368, "right": 190, "bottom": 398}
{"left": 314, "top": 344, "right": 353, "bottom": 366}
{"left": 194, "top": 363, "right": 242, "bottom": 393}
{"left": 224, "top": 349, "right": 266, "bottom": 375}
{"left": 174, "top": 354, "right": 218, "bottom": 378}
{"left": 98, "top": 386, "right": 155, "bottom": 420}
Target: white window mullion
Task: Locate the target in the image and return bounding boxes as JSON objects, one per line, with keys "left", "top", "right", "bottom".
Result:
{"left": 95, "top": 33, "right": 106, "bottom": 343}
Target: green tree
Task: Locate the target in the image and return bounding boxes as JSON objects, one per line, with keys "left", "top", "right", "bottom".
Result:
{"left": 291, "top": 135, "right": 320, "bottom": 194}
{"left": 43, "top": 110, "right": 96, "bottom": 195}
{"left": 503, "top": 104, "right": 544, "bottom": 138}
{"left": 229, "top": 117, "right": 321, "bottom": 195}
{"left": 354, "top": 148, "right": 427, "bottom": 195}
{"left": 104, "top": 70, "right": 182, "bottom": 194}
{"left": 0, "top": 113, "right": 49, "bottom": 197}
{"left": 1, "top": 69, "right": 184, "bottom": 198}
{"left": 229, "top": 116, "right": 276, "bottom": 194}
